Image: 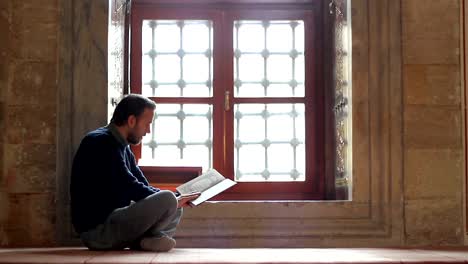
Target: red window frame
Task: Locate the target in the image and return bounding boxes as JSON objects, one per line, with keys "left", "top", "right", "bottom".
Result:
{"left": 130, "top": 0, "right": 331, "bottom": 200}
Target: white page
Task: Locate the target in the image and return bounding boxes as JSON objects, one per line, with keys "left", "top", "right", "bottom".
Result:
{"left": 189, "top": 178, "right": 236, "bottom": 206}
{"left": 176, "top": 169, "right": 225, "bottom": 195}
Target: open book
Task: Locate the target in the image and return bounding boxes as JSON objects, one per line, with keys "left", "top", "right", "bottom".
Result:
{"left": 176, "top": 169, "right": 236, "bottom": 206}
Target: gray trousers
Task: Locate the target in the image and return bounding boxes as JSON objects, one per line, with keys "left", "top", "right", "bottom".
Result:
{"left": 80, "top": 190, "right": 182, "bottom": 250}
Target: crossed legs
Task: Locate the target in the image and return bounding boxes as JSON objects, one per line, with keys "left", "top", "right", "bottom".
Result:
{"left": 80, "top": 190, "right": 182, "bottom": 251}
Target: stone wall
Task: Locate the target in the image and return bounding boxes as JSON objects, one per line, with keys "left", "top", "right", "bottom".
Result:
{"left": 0, "top": 0, "right": 465, "bottom": 247}
{"left": 0, "top": 0, "right": 59, "bottom": 246}
{"left": 402, "top": 0, "right": 464, "bottom": 245}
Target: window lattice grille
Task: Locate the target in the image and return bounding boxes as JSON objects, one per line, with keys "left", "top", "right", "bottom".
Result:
{"left": 142, "top": 20, "right": 213, "bottom": 98}
{"left": 140, "top": 19, "right": 214, "bottom": 170}
{"left": 233, "top": 20, "right": 305, "bottom": 182}
{"left": 234, "top": 104, "right": 305, "bottom": 181}
{"left": 233, "top": 20, "right": 305, "bottom": 98}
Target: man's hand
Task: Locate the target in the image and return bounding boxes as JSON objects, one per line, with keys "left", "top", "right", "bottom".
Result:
{"left": 176, "top": 192, "right": 201, "bottom": 208}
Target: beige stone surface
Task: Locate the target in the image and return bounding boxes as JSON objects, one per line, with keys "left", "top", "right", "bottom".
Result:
{"left": 10, "top": 62, "right": 57, "bottom": 105}
{"left": 6, "top": 105, "right": 56, "bottom": 144}
{"left": 405, "top": 198, "right": 463, "bottom": 246}
{"left": 401, "top": 0, "right": 463, "bottom": 247}
{"left": 2, "top": 143, "right": 56, "bottom": 193}
{"left": 404, "top": 64, "right": 461, "bottom": 106}
{"left": 14, "top": 144, "right": 56, "bottom": 168}
{"left": 0, "top": 0, "right": 10, "bottom": 103}
{"left": 0, "top": 142, "right": 3, "bottom": 188}
{"left": 5, "top": 193, "right": 56, "bottom": 246}
{"left": 4, "top": 165, "right": 56, "bottom": 194}
{"left": 404, "top": 105, "right": 461, "bottom": 149}
{"left": 403, "top": 38, "right": 460, "bottom": 65}
{"left": 402, "top": 0, "right": 459, "bottom": 40}
{"left": 404, "top": 148, "right": 462, "bottom": 200}
{"left": 0, "top": 102, "right": 4, "bottom": 137}
{"left": 10, "top": 0, "right": 58, "bottom": 61}
{"left": 402, "top": 0, "right": 460, "bottom": 65}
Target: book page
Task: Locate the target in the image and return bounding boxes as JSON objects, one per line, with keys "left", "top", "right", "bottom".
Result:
{"left": 176, "top": 169, "right": 225, "bottom": 195}
{"left": 189, "top": 178, "right": 236, "bottom": 206}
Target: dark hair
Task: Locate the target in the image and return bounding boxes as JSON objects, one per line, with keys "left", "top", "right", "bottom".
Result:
{"left": 110, "top": 94, "right": 156, "bottom": 126}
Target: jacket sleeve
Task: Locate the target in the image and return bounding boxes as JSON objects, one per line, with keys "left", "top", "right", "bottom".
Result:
{"left": 107, "top": 144, "right": 157, "bottom": 202}
{"left": 126, "top": 147, "right": 160, "bottom": 193}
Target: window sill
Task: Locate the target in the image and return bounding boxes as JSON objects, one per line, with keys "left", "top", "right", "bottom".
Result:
{"left": 141, "top": 166, "right": 202, "bottom": 191}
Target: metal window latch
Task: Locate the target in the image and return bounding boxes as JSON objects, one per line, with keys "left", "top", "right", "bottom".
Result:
{"left": 111, "top": 97, "right": 119, "bottom": 107}
{"left": 224, "top": 91, "right": 230, "bottom": 111}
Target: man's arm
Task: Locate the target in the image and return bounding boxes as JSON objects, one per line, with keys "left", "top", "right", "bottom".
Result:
{"left": 126, "top": 148, "right": 160, "bottom": 193}
{"left": 107, "top": 145, "right": 157, "bottom": 202}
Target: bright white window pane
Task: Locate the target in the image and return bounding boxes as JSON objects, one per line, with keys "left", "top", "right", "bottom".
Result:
{"left": 183, "top": 84, "right": 210, "bottom": 97}
{"left": 140, "top": 146, "right": 154, "bottom": 164}
{"left": 295, "top": 104, "right": 305, "bottom": 140}
{"left": 296, "top": 144, "right": 305, "bottom": 179}
{"left": 155, "top": 104, "right": 180, "bottom": 114}
{"left": 183, "top": 104, "right": 210, "bottom": 114}
{"left": 238, "top": 55, "right": 263, "bottom": 82}
{"left": 141, "top": 104, "right": 212, "bottom": 170}
{"left": 237, "top": 22, "right": 264, "bottom": 52}
{"left": 236, "top": 84, "right": 265, "bottom": 97}
{"left": 233, "top": 20, "right": 304, "bottom": 99}
{"left": 149, "top": 84, "right": 180, "bottom": 97}
{"left": 267, "top": 84, "right": 293, "bottom": 97}
{"left": 155, "top": 55, "right": 180, "bottom": 82}
{"left": 237, "top": 145, "right": 264, "bottom": 172}
{"left": 295, "top": 56, "right": 305, "bottom": 83}
{"left": 267, "top": 22, "right": 292, "bottom": 52}
{"left": 234, "top": 103, "right": 305, "bottom": 182}
{"left": 268, "top": 144, "right": 294, "bottom": 171}
{"left": 267, "top": 115, "right": 294, "bottom": 141}
{"left": 237, "top": 115, "right": 265, "bottom": 142}
{"left": 153, "top": 145, "right": 181, "bottom": 165}
{"left": 154, "top": 23, "right": 180, "bottom": 52}
{"left": 295, "top": 84, "right": 305, "bottom": 97}
{"left": 267, "top": 104, "right": 294, "bottom": 113}
{"left": 184, "top": 116, "right": 209, "bottom": 142}
{"left": 183, "top": 55, "right": 209, "bottom": 82}
{"left": 295, "top": 22, "right": 305, "bottom": 52}
{"left": 142, "top": 20, "right": 213, "bottom": 98}
{"left": 142, "top": 56, "right": 153, "bottom": 85}
{"left": 142, "top": 21, "right": 153, "bottom": 53}
{"left": 183, "top": 22, "right": 211, "bottom": 52}
{"left": 183, "top": 145, "right": 210, "bottom": 170}
{"left": 267, "top": 55, "right": 292, "bottom": 82}
{"left": 237, "top": 104, "right": 264, "bottom": 114}
{"left": 154, "top": 116, "right": 180, "bottom": 142}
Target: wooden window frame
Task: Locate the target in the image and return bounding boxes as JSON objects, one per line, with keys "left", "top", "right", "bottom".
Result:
{"left": 130, "top": 0, "right": 333, "bottom": 200}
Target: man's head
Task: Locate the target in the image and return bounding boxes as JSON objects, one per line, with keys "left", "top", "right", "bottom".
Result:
{"left": 111, "top": 94, "right": 156, "bottom": 145}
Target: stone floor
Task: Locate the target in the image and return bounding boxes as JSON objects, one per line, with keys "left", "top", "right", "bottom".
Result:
{"left": 0, "top": 247, "right": 468, "bottom": 264}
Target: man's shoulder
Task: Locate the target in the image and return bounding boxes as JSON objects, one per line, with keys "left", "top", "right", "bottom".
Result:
{"left": 81, "top": 127, "right": 114, "bottom": 146}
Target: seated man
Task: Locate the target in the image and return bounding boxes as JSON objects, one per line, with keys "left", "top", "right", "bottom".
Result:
{"left": 70, "top": 94, "right": 198, "bottom": 252}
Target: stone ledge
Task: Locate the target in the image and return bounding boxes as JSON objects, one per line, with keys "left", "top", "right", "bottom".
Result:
{"left": 0, "top": 247, "right": 468, "bottom": 264}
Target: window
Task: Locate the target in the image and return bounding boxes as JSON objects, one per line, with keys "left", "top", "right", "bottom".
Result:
{"left": 130, "top": 0, "right": 333, "bottom": 200}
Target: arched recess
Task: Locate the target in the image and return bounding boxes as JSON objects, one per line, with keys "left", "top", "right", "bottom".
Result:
{"left": 56, "top": 0, "right": 403, "bottom": 246}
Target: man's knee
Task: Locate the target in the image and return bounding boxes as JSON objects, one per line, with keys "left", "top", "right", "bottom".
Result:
{"left": 147, "top": 190, "right": 177, "bottom": 210}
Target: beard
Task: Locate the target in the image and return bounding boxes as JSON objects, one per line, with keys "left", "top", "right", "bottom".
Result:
{"left": 127, "top": 131, "right": 142, "bottom": 145}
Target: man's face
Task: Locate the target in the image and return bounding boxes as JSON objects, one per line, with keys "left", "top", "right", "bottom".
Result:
{"left": 127, "top": 108, "right": 155, "bottom": 145}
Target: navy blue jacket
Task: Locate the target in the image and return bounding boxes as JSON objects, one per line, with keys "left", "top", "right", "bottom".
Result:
{"left": 70, "top": 125, "right": 159, "bottom": 233}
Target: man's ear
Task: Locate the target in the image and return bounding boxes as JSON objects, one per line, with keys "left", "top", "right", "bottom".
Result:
{"left": 128, "top": 115, "right": 137, "bottom": 128}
